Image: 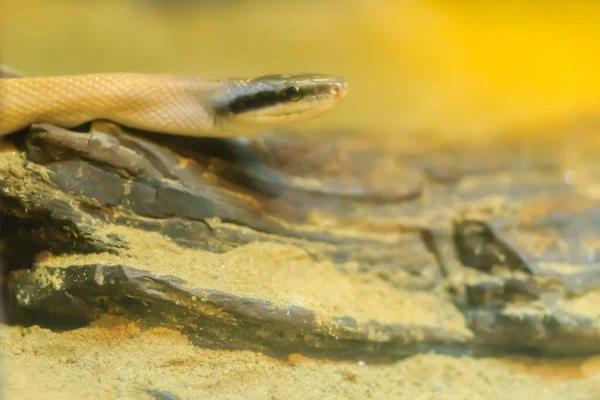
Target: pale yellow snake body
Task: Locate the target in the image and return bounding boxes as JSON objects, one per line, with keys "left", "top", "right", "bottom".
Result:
{"left": 0, "top": 67, "right": 347, "bottom": 137}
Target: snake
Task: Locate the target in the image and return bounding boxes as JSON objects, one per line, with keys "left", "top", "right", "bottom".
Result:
{"left": 0, "top": 66, "right": 348, "bottom": 137}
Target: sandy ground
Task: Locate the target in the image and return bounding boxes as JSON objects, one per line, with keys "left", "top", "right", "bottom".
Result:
{"left": 36, "top": 224, "right": 468, "bottom": 332}
{"left": 1, "top": 316, "right": 599, "bottom": 400}
{"left": 3, "top": 137, "right": 600, "bottom": 399}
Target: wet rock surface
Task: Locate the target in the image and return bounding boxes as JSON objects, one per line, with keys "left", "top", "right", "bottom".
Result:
{"left": 2, "top": 121, "right": 600, "bottom": 358}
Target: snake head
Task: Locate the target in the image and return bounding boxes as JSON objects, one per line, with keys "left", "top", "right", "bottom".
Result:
{"left": 213, "top": 74, "right": 348, "bottom": 131}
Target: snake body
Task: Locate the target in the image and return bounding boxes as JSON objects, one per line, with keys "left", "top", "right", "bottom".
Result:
{"left": 0, "top": 69, "right": 347, "bottom": 137}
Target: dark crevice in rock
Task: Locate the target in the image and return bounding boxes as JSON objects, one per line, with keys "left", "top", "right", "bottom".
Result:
{"left": 5, "top": 307, "right": 90, "bottom": 331}
{"left": 454, "top": 221, "right": 531, "bottom": 274}
{"left": 0, "top": 192, "right": 119, "bottom": 255}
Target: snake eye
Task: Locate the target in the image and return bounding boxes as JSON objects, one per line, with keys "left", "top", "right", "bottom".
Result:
{"left": 283, "top": 86, "right": 303, "bottom": 102}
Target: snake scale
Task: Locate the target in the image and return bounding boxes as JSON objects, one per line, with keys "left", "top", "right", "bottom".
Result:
{"left": 0, "top": 66, "right": 347, "bottom": 137}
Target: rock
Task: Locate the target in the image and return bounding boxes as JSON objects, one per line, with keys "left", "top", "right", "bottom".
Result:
{"left": 2, "top": 121, "right": 600, "bottom": 357}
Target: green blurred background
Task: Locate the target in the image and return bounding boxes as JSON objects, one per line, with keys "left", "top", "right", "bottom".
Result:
{"left": 3, "top": 0, "right": 600, "bottom": 139}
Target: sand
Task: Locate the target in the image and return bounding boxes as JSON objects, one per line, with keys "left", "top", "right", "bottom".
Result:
{"left": 37, "top": 224, "right": 468, "bottom": 333}
{"left": 2, "top": 316, "right": 600, "bottom": 400}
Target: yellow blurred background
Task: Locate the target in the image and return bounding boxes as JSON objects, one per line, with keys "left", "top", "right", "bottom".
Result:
{"left": 3, "top": 0, "right": 600, "bottom": 140}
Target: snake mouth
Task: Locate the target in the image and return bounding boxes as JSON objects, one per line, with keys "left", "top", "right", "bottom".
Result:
{"left": 214, "top": 74, "right": 348, "bottom": 127}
